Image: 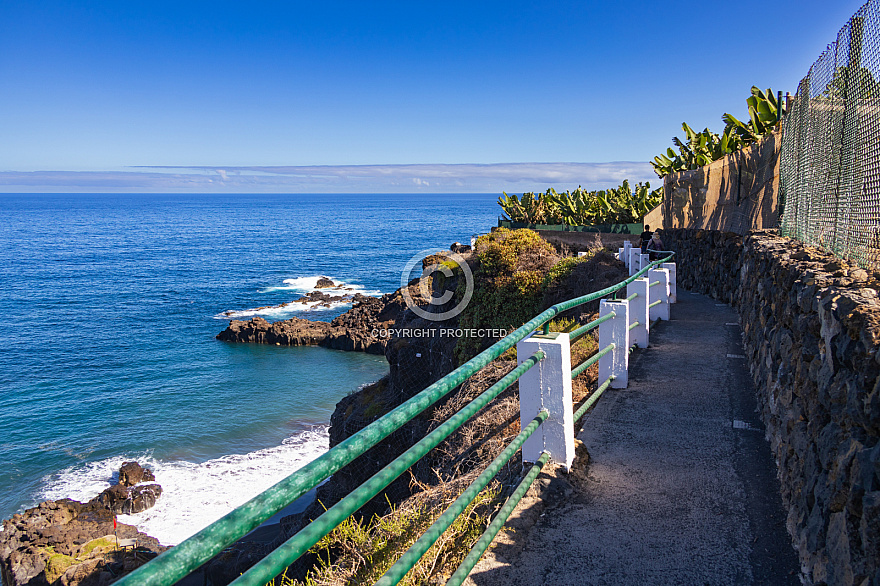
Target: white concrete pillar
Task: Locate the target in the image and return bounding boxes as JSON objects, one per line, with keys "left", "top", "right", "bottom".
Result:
{"left": 628, "top": 249, "right": 641, "bottom": 276}
{"left": 639, "top": 253, "right": 651, "bottom": 273}
{"left": 626, "top": 278, "right": 649, "bottom": 349}
{"left": 598, "top": 299, "right": 629, "bottom": 389}
{"left": 648, "top": 268, "right": 671, "bottom": 321}
{"left": 517, "top": 333, "right": 576, "bottom": 470}
{"left": 618, "top": 247, "right": 626, "bottom": 266}
{"left": 662, "top": 262, "right": 677, "bottom": 303}
{"left": 622, "top": 241, "right": 632, "bottom": 269}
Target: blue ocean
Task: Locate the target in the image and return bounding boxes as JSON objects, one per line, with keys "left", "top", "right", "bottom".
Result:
{"left": 0, "top": 193, "right": 499, "bottom": 544}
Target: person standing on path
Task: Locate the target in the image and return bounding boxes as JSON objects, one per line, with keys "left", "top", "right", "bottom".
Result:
{"left": 640, "top": 225, "right": 653, "bottom": 254}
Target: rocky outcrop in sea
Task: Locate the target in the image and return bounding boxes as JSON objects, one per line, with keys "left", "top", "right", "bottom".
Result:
{"left": 216, "top": 280, "right": 430, "bottom": 354}
{"left": 0, "top": 462, "right": 164, "bottom": 586}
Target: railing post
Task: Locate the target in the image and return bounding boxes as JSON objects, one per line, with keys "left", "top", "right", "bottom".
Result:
{"left": 516, "top": 333, "right": 575, "bottom": 470}
{"left": 648, "top": 268, "right": 671, "bottom": 321}
{"left": 598, "top": 299, "right": 629, "bottom": 388}
{"left": 662, "top": 262, "right": 677, "bottom": 303}
{"left": 639, "top": 253, "right": 651, "bottom": 273}
{"left": 628, "top": 249, "right": 640, "bottom": 276}
{"left": 620, "top": 241, "right": 632, "bottom": 269}
{"left": 626, "top": 277, "right": 649, "bottom": 349}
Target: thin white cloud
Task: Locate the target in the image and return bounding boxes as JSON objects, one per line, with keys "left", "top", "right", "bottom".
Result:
{"left": 0, "top": 162, "right": 657, "bottom": 193}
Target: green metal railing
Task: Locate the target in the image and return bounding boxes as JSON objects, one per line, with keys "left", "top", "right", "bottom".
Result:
{"left": 374, "top": 410, "right": 549, "bottom": 586}
{"left": 569, "top": 312, "right": 616, "bottom": 343}
{"left": 571, "top": 343, "right": 614, "bottom": 379}
{"left": 444, "top": 450, "right": 550, "bottom": 586}
{"left": 117, "top": 251, "right": 673, "bottom": 586}
{"left": 574, "top": 375, "right": 615, "bottom": 422}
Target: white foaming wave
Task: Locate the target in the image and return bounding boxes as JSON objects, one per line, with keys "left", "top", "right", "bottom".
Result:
{"left": 262, "top": 276, "right": 381, "bottom": 296}
{"left": 213, "top": 300, "right": 354, "bottom": 320}
{"left": 215, "top": 275, "right": 382, "bottom": 319}
{"left": 37, "top": 427, "right": 329, "bottom": 546}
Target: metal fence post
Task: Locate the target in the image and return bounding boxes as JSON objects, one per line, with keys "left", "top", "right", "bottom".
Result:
{"left": 516, "top": 333, "right": 576, "bottom": 470}
{"left": 648, "top": 268, "right": 670, "bottom": 321}
{"left": 598, "top": 299, "right": 629, "bottom": 388}
{"left": 626, "top": 277, "right": 649, "bottom": 349}
{"left": 661, "top": 262, "right": 677, "bottom": 303}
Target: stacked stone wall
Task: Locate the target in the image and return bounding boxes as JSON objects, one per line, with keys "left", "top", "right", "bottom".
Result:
{"left": 660, "top": 228, "right": 880, "bottom": 586}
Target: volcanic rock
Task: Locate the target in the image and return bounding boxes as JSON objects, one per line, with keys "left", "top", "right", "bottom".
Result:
{"left": 0, "top": 499, "right": 165, "bottom": 586}
{"left": 90, "top": 484, "right": 163, "bottom": 515}
{"left": 118, "top": 461, "right": 154, "bottom": 487}
{"left": 315, "top": 277, "right": 335, "bottom": 288}
{"left": 217, "top": 287, "right": 422, "bottom": 355}
{"left": 216, "top": 315, "right": 333, "bottom": 346}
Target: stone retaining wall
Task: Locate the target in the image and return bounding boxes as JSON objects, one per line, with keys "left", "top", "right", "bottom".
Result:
{"left": 660, "top": 228, "right": 880, "bottom": 586}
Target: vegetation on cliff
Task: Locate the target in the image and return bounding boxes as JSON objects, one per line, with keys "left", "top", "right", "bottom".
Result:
{"left": 454, "top": 228, "right": 624, "bottom": 364}
{"left": 276, "top": 230, "right": 628, "bottom": 586}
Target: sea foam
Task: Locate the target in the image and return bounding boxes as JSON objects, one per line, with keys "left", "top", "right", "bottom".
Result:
{"left": 36, "top": 427, "right": 329, "bottom": 546}
{"left": 215, "top": 276, "right": 381, "bottom": 320}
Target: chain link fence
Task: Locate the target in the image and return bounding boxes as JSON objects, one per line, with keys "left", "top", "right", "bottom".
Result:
{"left": 780, "top": 0, "right": 880, "bottom": 272}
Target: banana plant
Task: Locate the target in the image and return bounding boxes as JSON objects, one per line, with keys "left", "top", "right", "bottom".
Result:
{"left": 498, "top": 192, "right": 523, "bottom": 221}
{"left": 722, "top": 87, "right": 782, "bottom": 145}
{"left": 652, "top": 86, "right": 781, "bottom": 178}
{"left": 497, "top": 181, "right": 662, "bottom": 226}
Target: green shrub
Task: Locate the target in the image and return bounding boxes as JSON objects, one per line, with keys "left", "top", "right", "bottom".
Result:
{"left": 454, "top": 230, "right": 557, "bottom": 363}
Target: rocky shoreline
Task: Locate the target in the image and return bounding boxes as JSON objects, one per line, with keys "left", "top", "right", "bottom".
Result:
{"left": 5, "top": 236, "right": 612, "bottom": 585}
{"left": 216, "top": 277, "right": 431, "bottom": 354}
{"left": 0, "top": 260, "right": 455, "bottom": 586}
{"left": 0, "top": 463, "right": 164, "bottom": 586}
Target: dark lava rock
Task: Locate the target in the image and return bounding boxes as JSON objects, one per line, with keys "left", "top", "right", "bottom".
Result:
{"left": 216, "top": 315, "right": 333, "bottom": 346}
{"left": 90, "top": 484, "right": 163, "bottom": 515}
{"left": 217, "top": 288, "right": 418, "bottom": 355}
{"left": 118, "top": 461, "right": 154, "bottom": 487}
{"left": 0, "top": 499, "right": 165, "bottom": 586}
{"left": 315, "top": 277, "right": 335, "bottom": 288}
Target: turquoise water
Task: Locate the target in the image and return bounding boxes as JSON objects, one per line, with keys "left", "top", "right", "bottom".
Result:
{"left": 0, "top": 193, "right": 499, "bottom": 543}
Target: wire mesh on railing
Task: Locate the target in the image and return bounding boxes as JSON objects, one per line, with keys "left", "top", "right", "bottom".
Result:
{"left": 780, "top": 0, "right": 880, "bottom": 272}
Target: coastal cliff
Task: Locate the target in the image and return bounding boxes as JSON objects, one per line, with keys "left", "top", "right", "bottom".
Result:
{"left": 2, "top": 232, "right": 628, "bottom": 586}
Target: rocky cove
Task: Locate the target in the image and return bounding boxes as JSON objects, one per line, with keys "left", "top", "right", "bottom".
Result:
{"left": 1, "top": 232, "right": 632, "bottom": 586}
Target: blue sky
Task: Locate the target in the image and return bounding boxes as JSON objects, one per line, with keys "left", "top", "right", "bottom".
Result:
{"left": 0, "top": 0, "right": 866, "bottom": 192}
